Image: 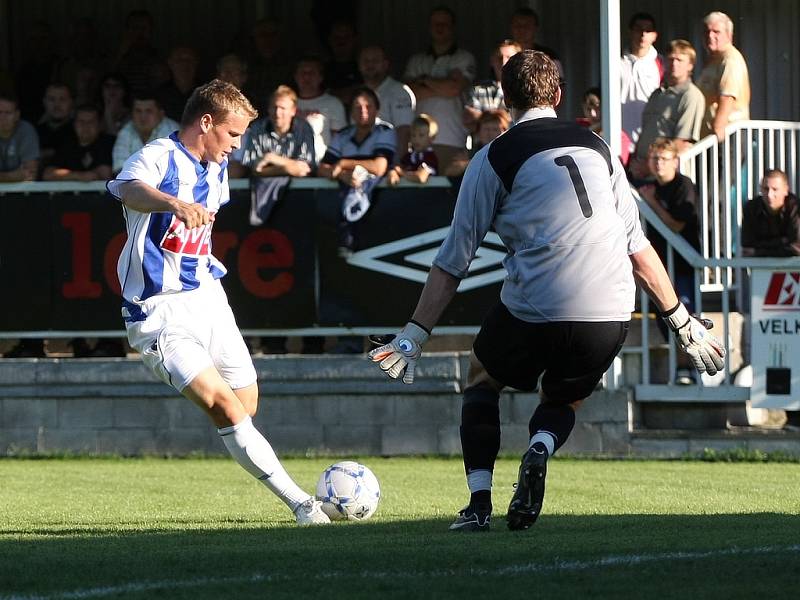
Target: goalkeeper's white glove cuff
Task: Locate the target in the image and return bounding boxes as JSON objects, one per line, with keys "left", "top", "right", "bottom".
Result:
{"left": 397, "top": 320, "right": 431, "bottom": 349}
{"left": 661, "top": 302, "right": 691, "bottom": 332}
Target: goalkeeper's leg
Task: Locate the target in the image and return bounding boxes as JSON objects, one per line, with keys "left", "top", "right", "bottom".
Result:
{"left": 450, "top": 352, "right": 504, "bottom": 531}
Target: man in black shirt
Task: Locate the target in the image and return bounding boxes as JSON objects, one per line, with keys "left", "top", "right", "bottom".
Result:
{"left": 741, "top": 169, "right": 800, "bottom": 257}
{"left": 42, "top": 104, "right": 114, "bottom": 182}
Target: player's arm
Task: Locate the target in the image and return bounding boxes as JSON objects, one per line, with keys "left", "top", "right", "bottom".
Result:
{"left": 630, "top": 244, "right": 725, "bottom": 374}
{"left": 369, "top": 147, "right": 500, "bottom": 384}
{"left": 116, "top": 180, "right": 211, "bottom": 229}
{"left": 629, "top": 244, "right": 679, "bottom": 312}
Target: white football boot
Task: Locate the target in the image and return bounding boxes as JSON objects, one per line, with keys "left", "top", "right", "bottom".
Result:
{"left": 294, "top": 498, "right": 331, "bottom": 525}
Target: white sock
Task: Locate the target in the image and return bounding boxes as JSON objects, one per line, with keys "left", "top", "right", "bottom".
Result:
{"left": 528, "top": 431, "right": 556, "bottom": 456}
{"left": 218, "top": 416, "right": 311, "bottom": 511}
{"left": 466, "top": 469, "right": 492, "bottom": 493}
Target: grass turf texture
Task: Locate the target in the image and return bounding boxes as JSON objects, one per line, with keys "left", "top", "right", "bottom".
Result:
{"left": 1, "top": 457, "right": 798, "bottom": 599}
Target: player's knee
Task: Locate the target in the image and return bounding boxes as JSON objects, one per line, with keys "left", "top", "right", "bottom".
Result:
{"left": 540, "top": 389, "right": 584, "bottom": 411}
{"left": 462, "top": 383, "right": 500, "bottom": 424}
{"left": 465, "top": 351, "right": 503, "bottom": 392}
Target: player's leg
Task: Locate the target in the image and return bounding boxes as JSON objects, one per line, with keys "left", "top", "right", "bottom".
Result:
{"left": 449, "top": 351, "right": 504, "bottom": 531}
{"left": 204, "top": 305, "right": 329, "bottom": 525}
{"left": 507, "top": 320, "right": 629, "bottom": 531}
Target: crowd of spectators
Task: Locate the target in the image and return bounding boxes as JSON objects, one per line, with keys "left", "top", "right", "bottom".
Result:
{"left": 2, "top": 6, "right": 791, "bottom": 367}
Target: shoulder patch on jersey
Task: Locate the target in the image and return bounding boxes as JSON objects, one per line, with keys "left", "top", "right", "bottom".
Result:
{"left": 488, "top": 119, "right": 613, "bottom": 193}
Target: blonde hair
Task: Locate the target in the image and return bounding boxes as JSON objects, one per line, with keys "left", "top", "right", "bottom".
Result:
{"left": 271, "top": 85, "right": 298, "bottom": 106}
{"left": 181, "top": 78, "right": 257, "bottom": 127}
{"left": 648, "top": 137, "right": 678, "bottom": 157}
{"left": 668, "top": 39, "right": 697, "bottom": 65}
{"left": 412, "top": 113, "right": 438, "bottom": 139}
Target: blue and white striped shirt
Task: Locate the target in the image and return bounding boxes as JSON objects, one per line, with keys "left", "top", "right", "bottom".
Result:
{"left": 107, "top": 133, "right": 229, "bottom": 318}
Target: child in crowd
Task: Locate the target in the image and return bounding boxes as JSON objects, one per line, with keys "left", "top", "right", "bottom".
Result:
{"left": 388, "top": 114, "right": 439, "bottom": 185}
{"left": 444, "top": 109, "right": 510, "bottom": 177}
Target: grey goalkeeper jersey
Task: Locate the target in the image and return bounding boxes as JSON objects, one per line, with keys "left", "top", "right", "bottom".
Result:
{"left": 433, "top": 107, "right": 650, "bottom": 323}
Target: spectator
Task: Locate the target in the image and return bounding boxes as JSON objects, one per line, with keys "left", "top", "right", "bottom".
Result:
{"left": 637, "top": 138, "right": 702, "bottom": 383}
{"left": 239, "top": 85, "right": 319, "bottom": 355}
{"left": 388, "top": 113, "right": 438, "bottom": 186}
{"left": 576, "top": 87, "right": 632, "bottom": 165}
{"left": 741, "top": 170, "right": 800, "bottom": 258}
{"left": 112, "top": 92, "right": 179, "bottom": 173}
{"left": 113, "top": 10, "right": 167, "bottom": 97}
{"left": 445, "top": 109, "right": 510, "bottom": 178}
{"left": 630, "top": 39, "right": 705, "bottom": 181}
{"left": 42, "top": 102, "right": 124, "bottom": 358}
{"left": 621, "top": 12, "right": 663, "bottom": 163}
{"left": 98, "top": 72, "right": 131, "bottom": 136}
{"left": 696, "top": 11, "right": 750, "bottom": 141}
{"left": 293, "top": 55, "right": 347, "bottom": 165}
{"left": 0, "top": 91, "right": 41, "bottom": 357}
{"left": 509, "top": 7, "right": 564, "bottom": 80}
{"left": 14, "top": 20, "right": 59, "bottom": 122}
{"left": 37, "top": 83, "right": 76, "bottom": 164}
{"left": 55, "top": 17, "right": 110, "bottom": 107}
{"left": 404, "top": 6, "right": 475, "bottom": 174}
{"left": 42, "top": 104, "right": 113, "bottom": 182}
{"left": 463, "top": 39, "right": 519, "bottom": 132}
{"left": 319, "top": 87, "right": 395, "bottom": 353}
{"left": 158, "top": 46, "right": 200, "bottom": 122}
{"left": 324, "top": 19, "right": 363, "bottom": 106}
{"left": 741, "top": 169, "right": 800, "bottom": 429}
{"left": 358, "top": 45, "right": 415, "bottom": 159}
{"left": 245, "top": 18, "right": 292, "bottom": 114}
{"left": 318, "top": 86, "right": 395, "bottom": 256}
{"left": 216, "top": 53, "right": 249, "bottom": 92}
{"left": 0, "top": 92, "right": 39, "bottom": 183}
{"left": 240, "top": 85, "right": 316, "bottom": 179}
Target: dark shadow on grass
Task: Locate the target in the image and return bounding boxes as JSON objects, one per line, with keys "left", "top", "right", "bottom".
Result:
{"left": 2, "top": 513, "right": 799, "bottom": 599}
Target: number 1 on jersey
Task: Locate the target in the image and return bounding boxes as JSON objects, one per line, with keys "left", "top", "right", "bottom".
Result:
{"left": 554, "top": 155, "right": 593, "bottom": 218}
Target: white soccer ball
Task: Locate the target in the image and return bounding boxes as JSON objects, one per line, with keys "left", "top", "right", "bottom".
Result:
{"left": 315, "top": 461, "right": 381, "bottom": 521}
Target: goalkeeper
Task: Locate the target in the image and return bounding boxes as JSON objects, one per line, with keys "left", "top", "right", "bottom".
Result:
{"left": 369, "top": 50, "right": 725, "bottom": 533}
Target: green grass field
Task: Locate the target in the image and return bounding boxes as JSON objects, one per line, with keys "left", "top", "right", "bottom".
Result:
{"left": 1, "top": 456, "right": 798, "bottom": 599}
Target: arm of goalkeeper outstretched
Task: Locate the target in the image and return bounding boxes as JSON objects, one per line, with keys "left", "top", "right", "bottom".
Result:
{"left": 629, "top": 245, "right": 726, "bottom": 375}
{"left": 368, "top": 266, "right": 461, "bottom": 384}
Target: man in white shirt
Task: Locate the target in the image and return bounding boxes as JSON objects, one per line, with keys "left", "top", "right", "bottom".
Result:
{"left": 404, "top": 6, "right": 475, "bottom": 173}
{"left": 620, "top": 12, "right": 663, "bottom": 161}
{"left": 112, "top": 92, "right": 179, "bottom": 172}
{"left": 359, "top": 45, "right": 415, "bottom": 158}
{"left": 293, "top": 55, "right": 347, "bottom": 164}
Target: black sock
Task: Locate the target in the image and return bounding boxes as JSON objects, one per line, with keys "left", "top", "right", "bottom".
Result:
{"left": 470, "top": 490, "right": 492, "bottom": 507}
{"left": 460, "top": 384, "right": 501, "bottom": 476}
{"left": 528, "top": 402, "right": 576, "bottom": 454}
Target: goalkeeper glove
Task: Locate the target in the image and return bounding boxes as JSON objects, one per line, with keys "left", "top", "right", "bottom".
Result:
{"left": 662, "top": 303, "right": 726, "bottom": 375}
{"left": 367, "top": 321, "right": 430, "bottom": 384}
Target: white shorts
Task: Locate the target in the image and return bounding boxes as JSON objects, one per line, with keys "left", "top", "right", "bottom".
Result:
{"left": 125, "top": 279, "right": 257, "bottom": 392}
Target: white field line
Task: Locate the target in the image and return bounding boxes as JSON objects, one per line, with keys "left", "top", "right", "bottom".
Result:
{"left": 3, "top": 544, "right": 799, "bottom": 600}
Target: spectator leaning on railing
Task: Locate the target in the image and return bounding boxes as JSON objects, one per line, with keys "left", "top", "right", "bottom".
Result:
{"left": 741, "top": 169, "right": 800, "bottom": 430}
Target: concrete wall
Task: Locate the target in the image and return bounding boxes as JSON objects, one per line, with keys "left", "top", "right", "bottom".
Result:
{"left": 2, "top": 354, "right": 797, "bottom": 457}
{"left": 0, "top": 354, "right": 630, "bottom": 457}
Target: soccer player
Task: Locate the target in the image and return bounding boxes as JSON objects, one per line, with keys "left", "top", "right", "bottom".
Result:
{"left": 106, "top": 80, "right": 329, "bottom": 525}
{"left": 369, "top": 51, "right": 725, "bottom": 532}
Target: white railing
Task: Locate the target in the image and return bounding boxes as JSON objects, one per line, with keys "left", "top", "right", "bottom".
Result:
{"left": 678, "top": 120, "right": 800, "bottom": 295}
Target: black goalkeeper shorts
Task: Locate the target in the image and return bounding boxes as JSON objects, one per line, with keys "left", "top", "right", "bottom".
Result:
{"left": 473, "top": 302, "right": 629, "bottom": 403}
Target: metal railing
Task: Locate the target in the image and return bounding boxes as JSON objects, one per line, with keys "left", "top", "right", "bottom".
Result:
{"left": 678, "top": 120, "right": 800, "bottom": 294}
{"left": 631, "top": 120, "right": 800, "bottom": 401}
